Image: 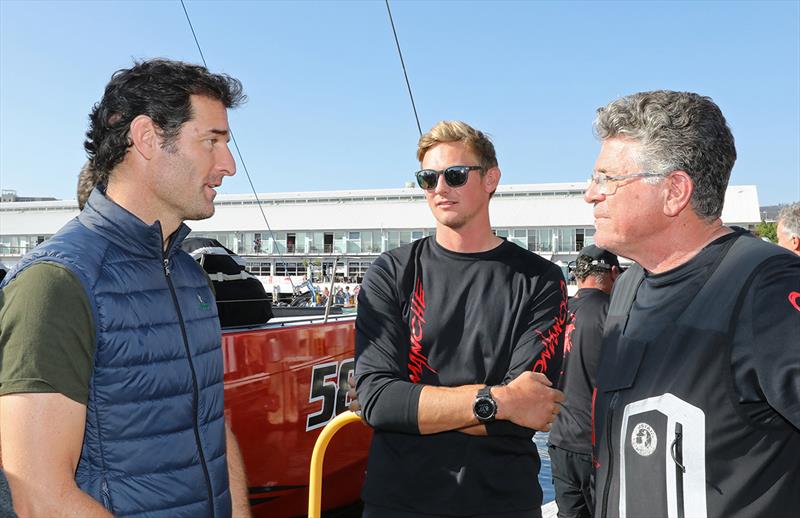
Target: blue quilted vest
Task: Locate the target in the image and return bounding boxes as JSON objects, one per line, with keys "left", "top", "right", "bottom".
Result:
{"left": 1, "top": 188, "right": 231, "bottom": 517}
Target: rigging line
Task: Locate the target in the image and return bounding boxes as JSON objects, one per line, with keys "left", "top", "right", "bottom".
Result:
{"left": 385, "top": 0, "right": 422, "bottom": 136}
{"left": 180, "top": 0, "right": 208, "bottom": 66}
{"left": 179, "top": 0, "right": 296, "bottom": 290}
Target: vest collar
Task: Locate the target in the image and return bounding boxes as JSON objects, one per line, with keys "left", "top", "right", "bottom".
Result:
{"left": 79, "top": 186, "right": 192, "bottom": 259}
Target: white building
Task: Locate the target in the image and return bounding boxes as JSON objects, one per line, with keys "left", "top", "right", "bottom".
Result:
{"left": 0, "top": 182, "right": 762, "bottom": 289}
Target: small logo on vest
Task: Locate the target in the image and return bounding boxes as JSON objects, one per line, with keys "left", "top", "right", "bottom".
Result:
{"left": 197, "top": 294, "right": 210, "bottom": 310}
{"left": 631, "top": 422, "right": 657, "bottom": 456}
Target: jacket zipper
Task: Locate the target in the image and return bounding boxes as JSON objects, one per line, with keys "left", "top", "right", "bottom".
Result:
{"left": 672, "top": 422, "right": 685, "bottom": 518}
{"left": 100, "top": 478, "right": 112, "bottom": 510}
{"left": 163, "top": 253, "right": 216, "bottom": 517}
{"left": 601, "top": 392, "right": 619, "bottom": 518}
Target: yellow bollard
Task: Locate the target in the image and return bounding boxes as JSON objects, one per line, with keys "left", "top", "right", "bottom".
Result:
{"left": 308, "top": 411, "right": 364, "bottom": 518}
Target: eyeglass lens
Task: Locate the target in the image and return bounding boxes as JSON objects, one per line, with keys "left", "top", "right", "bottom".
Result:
{"left": 587, "top": 174, "right": 614, "bottom": 195}
{"left": 416, "top": 167, "right": 471, "bottom": 190}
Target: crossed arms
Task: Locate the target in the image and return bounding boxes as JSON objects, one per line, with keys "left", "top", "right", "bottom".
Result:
{"left": 354, "top": 258, "right": 567, "bottom": 437}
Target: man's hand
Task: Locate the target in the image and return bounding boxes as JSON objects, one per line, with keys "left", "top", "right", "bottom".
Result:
{"left": 347, "top": 376, "right": 369, "bottom": 424}
{"left": 347, "top": 376, "right": 359, "bottom": 413}
{"left": 492, "top": 372, "right": 565, "bottom": 431}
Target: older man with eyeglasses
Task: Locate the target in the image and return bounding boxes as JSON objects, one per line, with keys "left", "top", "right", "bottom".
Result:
{"left": 776, "top": 202, "right": 800, "bottom": 255}
{"left": 586, "top": 91, "right": 800, "bottom": 518}
{"left": 355, "top": 120, "right": 568, "bottom": 518}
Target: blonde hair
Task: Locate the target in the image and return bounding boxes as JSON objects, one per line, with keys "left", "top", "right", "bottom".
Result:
{"left": 417, "top": 120, "right": 498, "bottom": 171}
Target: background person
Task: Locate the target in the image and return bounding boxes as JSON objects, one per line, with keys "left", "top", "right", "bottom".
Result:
{"left": 0, "top": 59, "right": 250, "bottom": 517}
{"left": 586, "top": 90, "right": 800, "bottom": 518}
{"left": 548, "top": 245, "right": 619, "bottom": 518}
{"left": 776, "top": 202, "right": 800, "bottom": 255}
{"left": 76, "top": 160, "right": 99, "bottom": 210}
{"left": 355, "top": 120, "right": 567, "bottom": 518}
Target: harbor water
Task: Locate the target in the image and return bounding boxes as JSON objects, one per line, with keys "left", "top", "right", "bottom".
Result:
{"left": 534, "top": 432, "right": 555, "bottom": 504}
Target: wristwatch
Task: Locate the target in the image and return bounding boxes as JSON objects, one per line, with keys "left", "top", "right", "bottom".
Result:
{"left": 473, "top": 386, "right": 497, "bottom": 423}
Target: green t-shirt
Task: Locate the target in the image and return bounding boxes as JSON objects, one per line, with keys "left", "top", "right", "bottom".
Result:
{"left": 0, "top": 263, "right": 95, "bottom": 404}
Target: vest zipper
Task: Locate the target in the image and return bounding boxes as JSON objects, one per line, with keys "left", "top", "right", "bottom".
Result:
{"left": 601, "top": 392, "right": 619, "bottom": 518}
{"left": 163, "top": 253, "right": 216, "bottom": 517}
{"left": 100, "top": 478, "right": 112, "bottom": 510}
{"left": 671, "top": 422, "right": 686, "bottom": 518}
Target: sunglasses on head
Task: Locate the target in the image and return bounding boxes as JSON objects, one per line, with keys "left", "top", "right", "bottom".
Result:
{"left": 414, "top": 166, "right": 484, "bottom": 190}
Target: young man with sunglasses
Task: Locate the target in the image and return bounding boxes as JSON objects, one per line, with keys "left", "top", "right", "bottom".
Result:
{"left": 586, "top": 91, "right": 800, "bottom": 518}
{"left": 355, "top": 120, "right": 568, "bottom": 518}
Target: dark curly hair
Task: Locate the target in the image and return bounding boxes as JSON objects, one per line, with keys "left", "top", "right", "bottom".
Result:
{"left": 84, "top": 58, "right": 245, "bottom": 185}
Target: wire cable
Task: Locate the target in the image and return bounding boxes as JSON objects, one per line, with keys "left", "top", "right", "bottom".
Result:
{"left": 385, "top": 0, "right": 422, "bottom": 136}
{"left": 180, "top": 0, "right": 297, "bottom": 292}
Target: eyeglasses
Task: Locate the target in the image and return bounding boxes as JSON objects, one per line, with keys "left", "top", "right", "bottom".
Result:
{"left": 586, "top": 171, "right": 668, "bottom": 196}
{"left": 415, "top": 166, "right": 484, "bottom": 190}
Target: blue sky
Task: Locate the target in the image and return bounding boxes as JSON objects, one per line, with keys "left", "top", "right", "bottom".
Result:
{"left": 1, "top": 0, "right": 798, "bottom": 206}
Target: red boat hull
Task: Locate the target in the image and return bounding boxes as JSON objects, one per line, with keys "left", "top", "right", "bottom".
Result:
{"left": 222, "top": 317, "right": 371, "bottom": 517}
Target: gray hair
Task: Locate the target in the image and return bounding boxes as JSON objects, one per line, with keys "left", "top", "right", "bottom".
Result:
{"left": 594, "top": 91, "right": 736, "bottom": 220}
{"left": 778, "top": 202, "right": 800, "bottom": 237}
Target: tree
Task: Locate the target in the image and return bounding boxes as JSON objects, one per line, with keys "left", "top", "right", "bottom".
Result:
{"left": 754, "top": 221, "right": 777, "bottom": 242}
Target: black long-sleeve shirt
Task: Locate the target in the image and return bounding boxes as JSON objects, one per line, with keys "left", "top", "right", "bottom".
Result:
{"left": 549, "top": 288, "right": 609, "bottom": 454}
{"left": 355, "top": 237, "right": 567, "bottom": 516}
{"left": 615, "top": 232, "right": 800, "bottom": 428}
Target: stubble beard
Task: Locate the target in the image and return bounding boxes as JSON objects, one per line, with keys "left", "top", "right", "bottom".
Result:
{"left": 434, "top": 204, "right": 479, "bottom": 231}
{"left": 436, "top": 212, "right": 468, "bottom": 231}
{"left": 160, "top": 149, "right": 216, "bottom": 223}
{"left": 184, "top": 203, "right": 215, "bottom": 222}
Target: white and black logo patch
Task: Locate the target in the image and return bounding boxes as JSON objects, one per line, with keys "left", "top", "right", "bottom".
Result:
{"left": 631, "top": 422, "right": 657, "bottom": 456}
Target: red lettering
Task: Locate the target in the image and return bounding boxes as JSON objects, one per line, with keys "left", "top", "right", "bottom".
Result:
{"left": 414, "top": 279, "right": 426, "bottom": 309}
{"left": 407, "top": 278, "right": 436, "bottom": 383}
{"left": 563, "top": 319, "right": 575, "bottom": 354}
{"left": 532, "top": 280, "right": 568, "bottom": 374}
{"left": 410, "top": 314, "right": 424, "bottom": 342}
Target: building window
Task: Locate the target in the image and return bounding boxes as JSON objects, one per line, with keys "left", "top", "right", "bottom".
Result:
{"left": 556, "top": 228, "right": 576, "bottom": 253}
{"left": 387, "top": 231, "right": 399, "bottom": 251}
{"left": 246, "top": 261, "right": 271, "bottom": 276}
{"left": 334, "top": 232, "right": 346, "bottom": 254}
{"left": 274, "top": 261, "right": 304, "bottom": 277}
{"left": 510, "top": 228, "right": 527, "bottom": 249}
{"left": 287, "top": 233, "right": 296, "bottom": 253}
{"left": 528, "top": 228, "right": 553, "bottom": 252}
{"left": 370, "top": 230, "right": 383, "bottom": 253}
{"left": 310, "top": 232, "right": 324, "bottom": 253}
{"left": 362, "top": 231, "right": 372, "bottom": 254}
{"left": 273, "top": 232, "right": 287, "bottom": 254}
{"left": 324, "top": 233, "right": 333, "bottom": 253}
{"left": 584, "top": 227, "right": 596, "bottom": 247}
{"left": 347, "top": 260, "right": 374, "bottom": 282}
{"left": 347, "top": 232, "right": 361, "bottom": 254}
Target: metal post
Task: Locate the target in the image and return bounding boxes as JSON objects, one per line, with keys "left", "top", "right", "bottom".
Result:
{"left": 323, "top": 256, "right": 339, "bottom": 323}
{"left": 307, "top": 411, "right": 363, "bottom": 518}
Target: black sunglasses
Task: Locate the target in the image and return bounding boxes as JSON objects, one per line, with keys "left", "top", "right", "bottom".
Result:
{"left": 415, "top": 166, "right": 484, "bottom": 190}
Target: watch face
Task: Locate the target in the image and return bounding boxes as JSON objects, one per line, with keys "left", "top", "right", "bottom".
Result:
{"left": 475, "top": 398, "right": 495, "bottom": 419}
